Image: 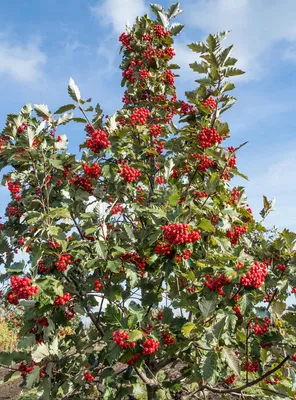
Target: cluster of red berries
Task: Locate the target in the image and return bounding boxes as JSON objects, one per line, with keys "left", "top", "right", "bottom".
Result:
{"left": 55, "top": 253, "right": 72, "bottom": 273}
{"left": 162, "top": 331, "right": 175, "bottom": 345}
{"left": 18, "top": 361, "right": 35, "bottom": 377}
{"left": 156, "top": 243, "right": 172, "bottom": 255}
{"left": 53, "top": 292, "right": 72, "bottom": 306}
{"left": 264, "top": 377, "right": 279, "bottom": 385}
{"left": 240, "top": 262, "right": 267, "bottom": 289}
{"left": 250, "top": 318, "right": 270, "bottom": 335}
{"left": 130, "top": 107, "right": 150, "bottom": 126}
{"left": 202, "top": 97, "right": 216, "bottom": 110}
{"left": 143, "top": 338, "right": 160, "bottom": 355}
{"left": 276, "top": 264, "right": 286, "bottom": 272}
{"left": 163, "top": 70, "right": 175, "bottom": 85}
{"left": 112, "top": 330, "right": 136, "bottom": 349}
{"left": 264, "top": 289, "right": 275, "bottom": 303}
{"left": 292, "top": 287, "right": 296, "bottom": 294}
{"left": 231, "top": 187, "right": 240, "bottom": 204}
{"left": 171, "top": 169, "right": 179, "bottom": 178}
{"left": 85, "top": 124, "right": 110, "bottom": 153}
{"left": 84, "top": 370, "right": 94, "bottom": 382}
{"left": 7, "top": 178, "right": 21, "bottom": 200}
{"left": 7, "top": 204, "right": 22, "bottom": 219}
{"left": 228, "top": 154, "right": 237, "bottom": 168}
{"left": 7, "top": 276, "right": 39, "bottom": 305}
{"left": 82, "top": 163, "right": 101, "bottom": 179}
{"left": 180, "top": 101, "right": 196, "bottom": 115}
{"left": 139, "top": 69, "right": 150, "bottom": 80}
{"left": 233, "top": 305, "right": 242, "bottom": 318}
{"left": 119, "top": 32, "right": 132, "bottom": 50}
{"left": 122, "top": 66, "right": 136, "bottom": 83}
{"left": 198, "top": 126, "right": 222, "bottom": 148}
{"left": 226, "top": 225, "right": 248, "bottom": 245}
{"left": 154, "top": 25, "right": 169, "bottom": 39}
{"left": 38, "top": 259, "right": 52, "bottom": 274}
{"left": 120, "top": 252, "right": 147, "bottom": 277}
{"left": 118, "top": 164, "right": 141, "bottom": 184}
{"left": 224, "top": 374, "right": 236, "bottom": 385}
{"left": 65, "top": 306, "right": 75, "bottom": 321}
{"left": 150, "top": 124, "right": 162, "bottom": 138}
{"left": 111, "top": 204, "right": 123, "bottom": 215}
{"left": 154, "top": 140, "right": 164, "bottom": 155}
{"left": 194, "top": 154, "right": 215, "bottom": 173}
{"left": 161, "top": 223, "right": 201, "bottom": 245}
{"left": 143, "top": 44, "right": 156, "bottom": 59}
{"left": 36, "top": 316, "right": 49, "bottom": 327}
{"left": 48, "top": 238, "right": 61, "bottom": 250}
{"left": 155, "top": 176, "right": 164, "bottom": 185}
{"left": 126, "top": 353, "right": 141, "bottom": 366}
{"left": 71, "top": 175, "right": 93, "bottom": 193}
{"left": 175, "top": 249, "right": 192, "bottom": 262}
{"left": 292, "top": 354, "right": 296, "bottom": 361}
{"left": 205, "top": 274, "right": 230, "bottom": 297}
{"left": 94, "top": 280, "right": 102, "bottom": 292}
{"left": 17, "top": 122, "right": 28, "bottom": 133}
{"left": 243, "top": 360, "right": 259, "bottom": 372}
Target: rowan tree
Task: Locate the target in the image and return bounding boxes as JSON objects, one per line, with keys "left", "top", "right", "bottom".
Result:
{"left": 0, "top": 3, "right": 296, "bottom": 399}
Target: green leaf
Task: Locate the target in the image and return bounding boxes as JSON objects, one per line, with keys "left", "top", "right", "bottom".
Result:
{"left": 198, "top": 218, "right": 215, "bottom": 233}
{"left": 104, "top": 304, "right": 123, "bottom": 327}
{"left": 187, "top": 42, "right": 208, "bottom": 53}
{"left": 128, "top": 330, "right": 143, "bottom": 342}
{"left": 224, "top": 67, "right": 245, "bottom": 77}
{"left": 199, "top": 296, "right": 218, "bottom": 319}
{"left": 213, "top": 317, "right": 226, "bottom": 340}
{"left": 221, "top": 82, "right": 235, "bottom": 93}
{"left": 123, "top": 224, "right": 136, "bottom": 243}
{"left": 126, "top": 267, "right": 138, "bottom": 288}
{"left": 222, "top": 348, "right": 240, "bottom": 375}
{"left": 217, "top": 122, "right": 230, "bottom": 136}
{"left": 54, "top": 134, "right": 68, "bottom": 150}
{"left": 54, "top": 104, "right": 76, "bottom": 114}
{"left": 189, "top": 61, "right": 208, "bottom": 74}
{"left": 4, "top": 370, "right": 16, "bottom": 382}
{"left": 95, "top": 241, "right": 107, "bottom": 259}
{"left": 169, "top": 23, "right": 184, "bottom": 36}
{"left": 6, "top": 261, "right": 24, "bottom": 273}
{"left": 57, "top": 112, "right": 73, "bottom": 126}
{"left": 272, "top": 301, "right": 286, "bottom": 316}
{"left": 168, "top": 3, "right": 183, "bottom": 19}
{"left": 72, "top": 117, "right": 87, "bottom": 123}
{"left": 181, "top": 322, "right": 195, "bottom": 338}
{"left": 26, "top": 366, "right": 40, "bottom": 389}
{"left": 156, "top": 11, "right": 169, "bottom": 28}
{"left": 207, "top": 173, "right": 220, "bottom": 194}
{"left": 203, "top": 351, "right": 218, "bottom": 382}
{"left": 68, "top": 77, "right": 81, "bottom": 103}
{"left": 107, "top": 260, "right": 121, "bottom": 273}
{"left": 34, "top": 104, "right": 51, "bottom": 119}
{"left": 32, "top": 343, "right": 50, "bottom": 363}
{"left": 168, "top": 187, "right": 179, "bottom": 206}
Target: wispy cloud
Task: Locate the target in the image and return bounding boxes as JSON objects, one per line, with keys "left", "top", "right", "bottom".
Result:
{"left": 91, "top": 0, "right": 147, "bottom": 35}
{"left": 0, "top": 35, "right": 46, "bottom": 83}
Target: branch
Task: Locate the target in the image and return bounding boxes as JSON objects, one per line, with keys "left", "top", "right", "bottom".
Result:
{"left": 134, "top": 367, "right": 157, "bottom": 386}
{"left": 196, "top": 355, "right": 290, "bottom": 395}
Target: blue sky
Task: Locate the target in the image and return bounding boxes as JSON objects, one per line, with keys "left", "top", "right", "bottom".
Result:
{"left": 0, "top": 0, "right": 296, "bottom": 231}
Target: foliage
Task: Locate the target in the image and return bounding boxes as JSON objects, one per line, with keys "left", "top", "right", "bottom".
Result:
{"left": 0, "top": 3, "right": 296, "bottom": 399}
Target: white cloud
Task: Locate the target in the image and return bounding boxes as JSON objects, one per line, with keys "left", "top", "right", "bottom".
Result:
{"left": 91, "top": 0, "right": 147, "bottom": 34}
{"left": 0, "top": 36, "right": 46, "bottom": 82}
{"left": 178, "top": 0, "right": 296, "bottom": 81}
